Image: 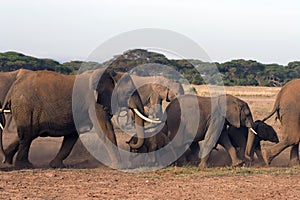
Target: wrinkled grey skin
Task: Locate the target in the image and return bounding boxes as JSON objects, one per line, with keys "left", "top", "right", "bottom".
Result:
{"left": 157, "top": 94, "right": 255, "bottom": 168}
{"left": 0, "top": 70, "right": 31, "bottom": 133}
{"left": 131, "top": 75, "right": 184, "bottom": 119}
{"left": 256, "top": 79, "right": 300, "bottom": 166}
{"left": 228, "top": 120, "right": 279, "bottom": 163}
{"left": 0, "top": 69, "right": 31, "bottom": 161}
{"left": 0, "top": 69, "right": 147, "bottom": 168}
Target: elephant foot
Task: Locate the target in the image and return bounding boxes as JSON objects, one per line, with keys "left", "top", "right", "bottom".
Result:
{"left": 244, "top": 154, "right": 253, "bottom": 162}
{"left": 49, "top": 160, "right": 66, "bottom": 168}
{"left": 111, "top": 161, "right": 123, "bottom": 169}
{"left": 174, "top": 157, "right": 188, "bottom": 167}
{"left": 15, "top": 160, "right": 34, "bottom": 169}
{"left": 198, "top": 161, "right": 209, "bottom": 169}
{"left": 3, "top": 157, "right": 14, "bottom": 165}
{"left": 0, "top": 162, "right": 13, "bottom": 169}
{"left": 262, "top": 149, "right": 271, "bottom": 166}
{"left": 232, "top": 159, "right": 244, "bottom": 167}
{"left": 288, "top": 159, "right": 300, "bottom": 167}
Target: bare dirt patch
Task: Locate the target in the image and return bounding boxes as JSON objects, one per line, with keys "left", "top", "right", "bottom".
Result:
{"left": 2, "top": 85, "right": 300, "bottom": 199}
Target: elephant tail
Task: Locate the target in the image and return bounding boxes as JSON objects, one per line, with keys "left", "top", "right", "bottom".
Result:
{"left": 262, "top": 99, "right": 280, "bottom": 122}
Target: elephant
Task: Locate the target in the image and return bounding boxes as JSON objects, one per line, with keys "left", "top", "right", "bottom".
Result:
{"left": 182, "top": 120, "right": 279, "bottom": 166}
{"left": 0, "top": 68, "right": 156, "bottom": 168}
{"left": 251, "top": 79, "right": 300, "bottom": 166}
{"left": 153, "top": 94, "right": 257, "bottom": 168}
{"left": 228, "top": 120, "right": 279, "bottom": 163}
{"left": 116, "top": 75, "right": 184, "bottom": 130}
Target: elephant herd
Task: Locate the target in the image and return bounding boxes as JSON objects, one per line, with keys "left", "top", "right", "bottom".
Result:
{"left": 0, "top": 68, "right": 299, "bottom": 169}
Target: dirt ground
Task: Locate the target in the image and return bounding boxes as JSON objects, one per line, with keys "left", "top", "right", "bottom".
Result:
{"left": 1, "top": 86, "right": 300, "bottom": 199}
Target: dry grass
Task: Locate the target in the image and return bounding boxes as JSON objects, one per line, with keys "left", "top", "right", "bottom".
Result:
{"left": 188, "top": 84, "right": 281, "bottom": 98}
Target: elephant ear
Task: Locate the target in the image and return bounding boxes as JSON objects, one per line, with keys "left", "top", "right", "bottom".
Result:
{"left": 89, "top": 69, "right": 116, "bottom": 109}
{"left": 218, "top": 95, "right": 241, "bottom": 128}
{"left": 89, "top": 69, "right": 106, "bottom": 91}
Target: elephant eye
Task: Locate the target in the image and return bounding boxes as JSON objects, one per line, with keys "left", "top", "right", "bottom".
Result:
{"left": 244, "top": 108, "right": 250, "bottom": 115}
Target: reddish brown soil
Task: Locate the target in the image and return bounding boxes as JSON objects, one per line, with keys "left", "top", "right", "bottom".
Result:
{"left": 1, "top": 131, "right": 299, "bottom": 200}
{"left": 1, "top": 167, "right": 300, "bottom": 200}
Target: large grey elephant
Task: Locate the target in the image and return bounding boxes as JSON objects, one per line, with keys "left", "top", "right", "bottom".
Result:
{"left": 128, "top": 94, "right": 257, "bottom": 167}
{"left": 0, "top": 69, "right": 155, "bottom": 168}
{"left": 251, "top": 79, "right": 300, "bottom": 166}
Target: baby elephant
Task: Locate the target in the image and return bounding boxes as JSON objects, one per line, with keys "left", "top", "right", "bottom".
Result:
{"left": 228, "top": 120, "right": 279, "bottom": 163}
{"left": 186, "top": 120, "right": 279, "bottom": 166}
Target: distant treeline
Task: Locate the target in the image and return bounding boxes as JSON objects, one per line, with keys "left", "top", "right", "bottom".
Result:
{"left": 1, "top": 50, "right": 299, "bottom": 86}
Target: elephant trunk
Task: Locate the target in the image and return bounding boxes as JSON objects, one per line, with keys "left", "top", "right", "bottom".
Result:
{"left": 245, "top": 128, "right": 256, "bottom": 161}
{"left": 128, "top": 91, "right": 145, "bottom": 149}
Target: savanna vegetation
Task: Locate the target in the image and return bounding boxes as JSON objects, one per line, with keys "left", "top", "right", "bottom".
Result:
{"left": 1, "top": 49, "right": 299, "bottom": 86}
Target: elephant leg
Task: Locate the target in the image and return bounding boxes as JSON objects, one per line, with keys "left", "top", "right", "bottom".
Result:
{"left": 198, "top": 152, "right": 210, "bottom": 168}
{"left": 219, "top": 132, "right": 243, "bottom": 167}
{"left": 15, "top": 136, "right": 36, "bottom": 168}
{"left": 94, "top": 104, "right": 121, "bottom": 168}
{"left": 188, "top": 142, "right": 200, "bottom": 165}
{"left": 262, "top": 139, "right": 290, "bottom": 165}
{"left": 49, "top": 133, "right": 79, "bottom": 168}
{"left": 3, "top": 137, "right": 20, "bottom": 164}
{"left": 254, "top": 148, "right": 265, "bottom": 164}
{"left": 289, "top": 143, "right": 299, "bottom": 167}
{"left": 254, "top": 146, "right": 268, "bottom": 167}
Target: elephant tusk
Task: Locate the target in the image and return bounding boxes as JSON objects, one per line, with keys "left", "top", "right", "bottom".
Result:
{"left": 250, "top": 128, "right": 258, "bottom": 135}
{"left": 0, "top": 109, "right": 11, "bottom": 113}
{"left": 151, "top": 117, "right": 161, "bottom": 121}
{"left": 133, "top": 108, "right": 162, "bottom": 124}
{"left": 0, "top": 123, "right": 3, "bottom": 130}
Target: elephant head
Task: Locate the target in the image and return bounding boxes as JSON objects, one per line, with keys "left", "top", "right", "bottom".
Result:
{"left": 147, "top": 80, "right": 184, "bottom": 119}
{"left": 89, "top": 69, "right": 159, "bottom": 149}
{"left": 219, "top": 94, "right": 254, "bottom": 128}
{"left": 245, "top": 120, "right": 279, "bottom": 161}
{"left": 252, "top": 120, "right": 279, "bottom": 143}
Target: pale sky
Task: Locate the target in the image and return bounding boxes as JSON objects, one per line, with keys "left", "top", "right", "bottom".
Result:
{"left": 1, "top": 0, "right": 299, "bottom": 65}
